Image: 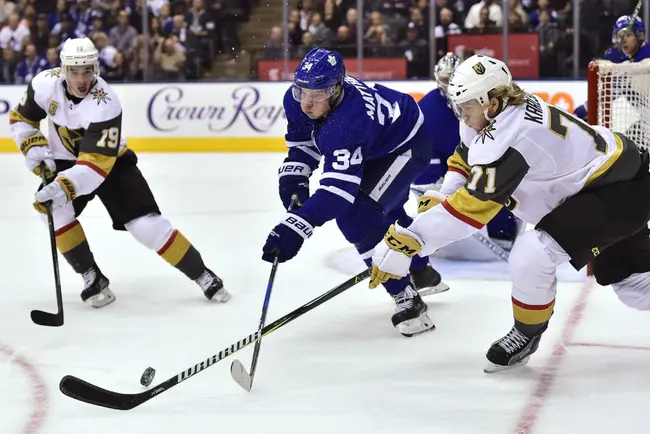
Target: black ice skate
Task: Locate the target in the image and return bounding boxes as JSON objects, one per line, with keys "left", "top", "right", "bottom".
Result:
{"left": 410, "top": 265, "right": 450, "bottom": 296}
{"left": 391, "top": 286, "right": 435, "bottom": 337}
{"left": 484, "top": 323, "right": 548, "bottom": 373}
{"left": 196, "top": 269, "right": 230, "bottom": 302}
{"left": 80, "top": 267, "right": 115, "bottom": 308}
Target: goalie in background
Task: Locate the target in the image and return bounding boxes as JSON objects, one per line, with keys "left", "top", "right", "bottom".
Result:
{"left": 574, "top": 14, "right": 650, "bottom": 121}
{"left": 10, "top": 37, "right": 230, "bottom": 308}
{"left": 413, "top": 52, "right": 523, "bottom": 261}
{"left": 370, "top": 54, "right": 650, "bottom": 372}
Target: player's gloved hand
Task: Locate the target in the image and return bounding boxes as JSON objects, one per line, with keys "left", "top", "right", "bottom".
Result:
{"left": 278, "top": 159, "right": 311, "bottom": 210}
{"left": 369, "top": 223, "right": 423, "bottom": 289}
{"left": 33, "top": 176, "right": 76, "bottom": 214}
{"left": 21, "top": 134, "right": 56, "bottom": 178}
{"left": 262, "top": 213, "right": 314, "bottom": 263}
{"left": 417, "top": 190, "right": 446, "bottom": 213}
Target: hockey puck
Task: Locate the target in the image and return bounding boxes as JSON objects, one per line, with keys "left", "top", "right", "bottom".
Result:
{"left": 140, "top": 367, "right": 156, "bottom": 387}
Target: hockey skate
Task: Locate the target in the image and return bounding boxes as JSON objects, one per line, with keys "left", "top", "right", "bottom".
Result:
{"left": 484, "top": 323, "right": 547, "bottom": 373}
{"left": 80, "top": 267, "right": 115, "bottom": 308}
{"left": 411, "top": 265, "right": 450, "bottom": 296}
{"left": 196, "top": 269, "right": 230, "bottom": 302}
{"left": 391, "top": 285, "right": 435, "bottom": 337}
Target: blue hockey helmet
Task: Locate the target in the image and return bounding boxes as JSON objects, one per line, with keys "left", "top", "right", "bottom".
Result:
{"left": 292, "top": 48, "right": 345, "bottom": 103}
{"left": 612, "top": 15, "right": 645, "bottom": 43}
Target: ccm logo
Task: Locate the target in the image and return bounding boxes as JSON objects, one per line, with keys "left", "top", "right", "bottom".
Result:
{"left": 279, "top": 164, "right": 307, "bottom": 175}
{"left": 386, "top": 235, "right": 417, "bottom": 256}
{"left": 286, "top": 216, "right": 313, "bottom": 238}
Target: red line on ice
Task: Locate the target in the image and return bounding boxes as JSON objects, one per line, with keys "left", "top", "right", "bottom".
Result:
{"left": 0, "top": 342, "right": 48, "bottom": 434}
{"left": 513, "top": 278, "right": 596, "bottom": 434}
{"left": 567, "top": 341, "right": 650, "bottom": 351}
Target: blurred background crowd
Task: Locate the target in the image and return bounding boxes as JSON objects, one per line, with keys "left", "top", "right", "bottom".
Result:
{"left": 0, "top": 0, "right": 645, "bottom": 83}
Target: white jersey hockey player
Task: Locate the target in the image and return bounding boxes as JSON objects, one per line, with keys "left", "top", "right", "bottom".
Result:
{"left": 10, "top": 37, "right": 230, "bottom": 308}
{"left": 369, "top": 54, "right": 650, "bottom": 372}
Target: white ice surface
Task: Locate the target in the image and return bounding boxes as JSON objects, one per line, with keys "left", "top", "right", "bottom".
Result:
{"left": 0, "top": 153, "right": 648, "bottom": 434}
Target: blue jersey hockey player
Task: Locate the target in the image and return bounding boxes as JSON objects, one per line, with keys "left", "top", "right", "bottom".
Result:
{"left": 261, "top": 48, "right": 448, "bottom": 336}
{"left": 574, "top": 14, "right": 650, "bottom": 121}
{"left": 414, "top": 53, "right": 521, "bottom": 257}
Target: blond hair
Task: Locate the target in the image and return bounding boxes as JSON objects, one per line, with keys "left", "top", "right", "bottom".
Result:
{"left": 488, "top": 82, "right": 526, "bottom": 106}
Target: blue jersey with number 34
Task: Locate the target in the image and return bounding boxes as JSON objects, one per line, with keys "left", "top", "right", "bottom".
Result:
{"left": 283, "top": 75, "right": 424, "bottom": 226}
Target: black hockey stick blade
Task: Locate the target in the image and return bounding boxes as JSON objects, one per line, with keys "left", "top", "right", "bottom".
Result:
{"left": 229, "top": 359, "right": 252, "bottom": 392}
{"left": 30, "top": 309, "right": 64, "bottom": 327}
{"left": 59, "top": 269, "right": 370, "bottom": 410}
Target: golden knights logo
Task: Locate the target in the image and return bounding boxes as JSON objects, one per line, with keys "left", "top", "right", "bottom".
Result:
{"left": 477, "top": 120, "right": 496, "bottom": 144}
{"left": 90, "top": 88, "right": 111, "bottom": 105}
{"left": 48, "top": 100, "right": 59, "bottom": 116}
{"left": 46, "top": 68, "right": 61, "bottom": 78}
{"left": 472, "top": 62, "right": 486, "bottom": 75}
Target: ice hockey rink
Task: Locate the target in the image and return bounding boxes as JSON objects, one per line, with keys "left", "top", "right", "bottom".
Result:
{"left": 0, "top": 152, "right": 648, "bottom": 434}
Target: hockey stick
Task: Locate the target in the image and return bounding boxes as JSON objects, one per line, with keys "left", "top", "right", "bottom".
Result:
{"left": 230, "top": 196, "right": 300, "bottom": 391}
{"left": 230, "top": 255, "right": 279, "bottom": 391}
{"left": 618, "top": 0, "right": 643, "bottom": 50}
{"left": 59, "top": 269, "right": 371, "bottom": 410}
{"left": 30, "top": 163, "right": 64, "bottom": 327}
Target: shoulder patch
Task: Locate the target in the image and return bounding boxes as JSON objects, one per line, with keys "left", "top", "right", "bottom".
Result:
{"left": 90, "top": 88, "right": 111, "bottom": 105}
{"left": 45, "top": 68, "right": 62, "bottom": 78}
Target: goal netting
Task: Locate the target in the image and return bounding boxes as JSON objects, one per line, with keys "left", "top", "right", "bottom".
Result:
{"left": 587, "top": 59, "right": 650, "bottom": 150}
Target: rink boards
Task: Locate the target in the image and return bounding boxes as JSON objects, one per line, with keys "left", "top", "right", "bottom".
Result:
{"left": 0, "top": 80, "right": 587, "bottom": 152}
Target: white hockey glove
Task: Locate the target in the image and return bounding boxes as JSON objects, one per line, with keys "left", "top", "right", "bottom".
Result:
{"left": 417, "top": 189, "right": 447, "bottom": 214}
{"left": 33, "top": 176, "right": 77, "bottom": 214}
{"left": 369, "top": 223, "right": 424, "bottom": 289}
{"left": 21, "top": 134, "right": 56, "bottom": 177}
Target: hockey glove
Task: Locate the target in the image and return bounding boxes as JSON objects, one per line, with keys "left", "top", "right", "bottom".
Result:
{"left": 33, "top": 176, "right": 76, "bottom": 213}
{"left": 262, "top": 213, "right": 314, "bottom": 263}
{"left": 21, "top": 134, "right": 56, "bottom": 178}
{"left": 278, "top": 159, "right": 311, "bottom": 210}
{"left": 370, "top": 223, "right": 423, "bottom": 289}
{"left": 417, "top": 190, "right": 446, "bottom": 214}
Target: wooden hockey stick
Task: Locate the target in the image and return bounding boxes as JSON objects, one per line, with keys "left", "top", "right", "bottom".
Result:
{"left": 59, "top": 269, "right": 370, "bottom": 410}
{"left": 30, "top": 163, "right": 64, "bottom": 327}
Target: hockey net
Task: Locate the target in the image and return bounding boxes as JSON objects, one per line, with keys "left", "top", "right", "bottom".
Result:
{"left": 587, "top": 59, "right": 650, "bottom": 150}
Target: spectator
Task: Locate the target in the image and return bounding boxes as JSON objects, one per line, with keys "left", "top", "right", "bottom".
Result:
{"left": 345, "top": 8, "right": 360, "bottom": 37}
{"left": 109, "top": 9, "right": 138, "bottom": 54}
{"left": 465, "top": 0, "right": 503, "bottom": 29}
{"left": 323, "top": 0, "right": 344, "bottom": 32}
{"left": 71, "top": 0, "right": 95, "bottom": 38}
{"left": 46, "top": 47, "right": 60, "bottom": 68}
{"left": 264, "top": 25, "right": 284, "bottom": 60}
{"left": 0, "top": 12, "right": 30, "bottom": 52}
{"left": 1, "top": 46, "right": 17, "bottom": 82}
{"left": 298, "top": 0, "right": 315, "bottom": 31}
{"left": 160, "top": 3, "right": 174, "bottom": 34}
{"left": 434, "top": 7, "right": 462, "bottom": 38}
{"left": 399, "top": 22, "right": 428, "bottom": 78}
{"left": 93, "top": 31, "right": 123, "bottom": 80}
{"left": 296, "top": 31, "right": 314, "bottom": 57}
{"left": 288, "top": 9, "right": 304, "bottom": 48}
{"left": 537, "top": 9, "right": 562, "bottom": 76}
{"left": 31, "top": 13, "right": 50, "bottom": 56}
{"left": 509, "top": 0, "right": 528, "bottom": 31}
{"left": 365, "top": 11, "right": 390, "bottom": 45}
{"left": 48, "top": 0, "right": 69, "bottom": 31}
{"left": 154, "top": 36, "right": 186, "bottom": 79}
{"left": 0, "top": 0, "right": 17, "bottom": 27}
{"left": 529, "top": 0, "right": 557, "bottom": 29}
{"left": 15, "top": 43, "right": 49, "bottom": 84}
{"left": 308, "top": 12, "right": 332, "bottom": 45}
{"left": 53, "top": 13, "right": 79, "bottom": 48}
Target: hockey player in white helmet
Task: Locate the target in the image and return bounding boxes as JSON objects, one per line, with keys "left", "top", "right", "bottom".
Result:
{"left": 369, "top": 54, "right": 650, "bottom": 372}
{"left": 10, "top": 37, "right": 230, "bottom": 308}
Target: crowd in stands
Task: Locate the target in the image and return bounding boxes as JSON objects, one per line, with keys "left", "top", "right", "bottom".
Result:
{"left": 264, "top": 0, "right": 642, "bottom": 78}
{"left": 0, "top": 0, "right": 254, "bottom": 83}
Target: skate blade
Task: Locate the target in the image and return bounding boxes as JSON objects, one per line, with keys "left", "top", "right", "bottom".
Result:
{"left": 483, "top": 355, "right": 531, "bottom": 373}
{"left": 213, "top": 288, "right": 231, "bottom": 303}
{"left": 417, "top": 282, "right": 450, "bottom": 297}
{"left": 90, "top": 288, "right": 116, "bottom": 309}
{"left": 397, "top": 312, "right": 435, "bottom": 337}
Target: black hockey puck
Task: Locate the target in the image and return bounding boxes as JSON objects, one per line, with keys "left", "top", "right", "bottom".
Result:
{"left": 140, "top": 366, "right": 156, "bottom": 387}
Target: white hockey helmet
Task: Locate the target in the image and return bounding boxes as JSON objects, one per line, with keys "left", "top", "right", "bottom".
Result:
{"left": 60, "top": 37, "right": 99, "bottom": 76}
{"left": 447, "top": 54, "right": 512, "bottom": 117}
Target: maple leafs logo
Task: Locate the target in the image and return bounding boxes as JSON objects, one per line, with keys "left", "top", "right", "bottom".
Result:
{"left": 90, "top": 88, "right": 111, "bottom": 105}
{"left": 477, "top": 120, "right": 496, "bottom": 144}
